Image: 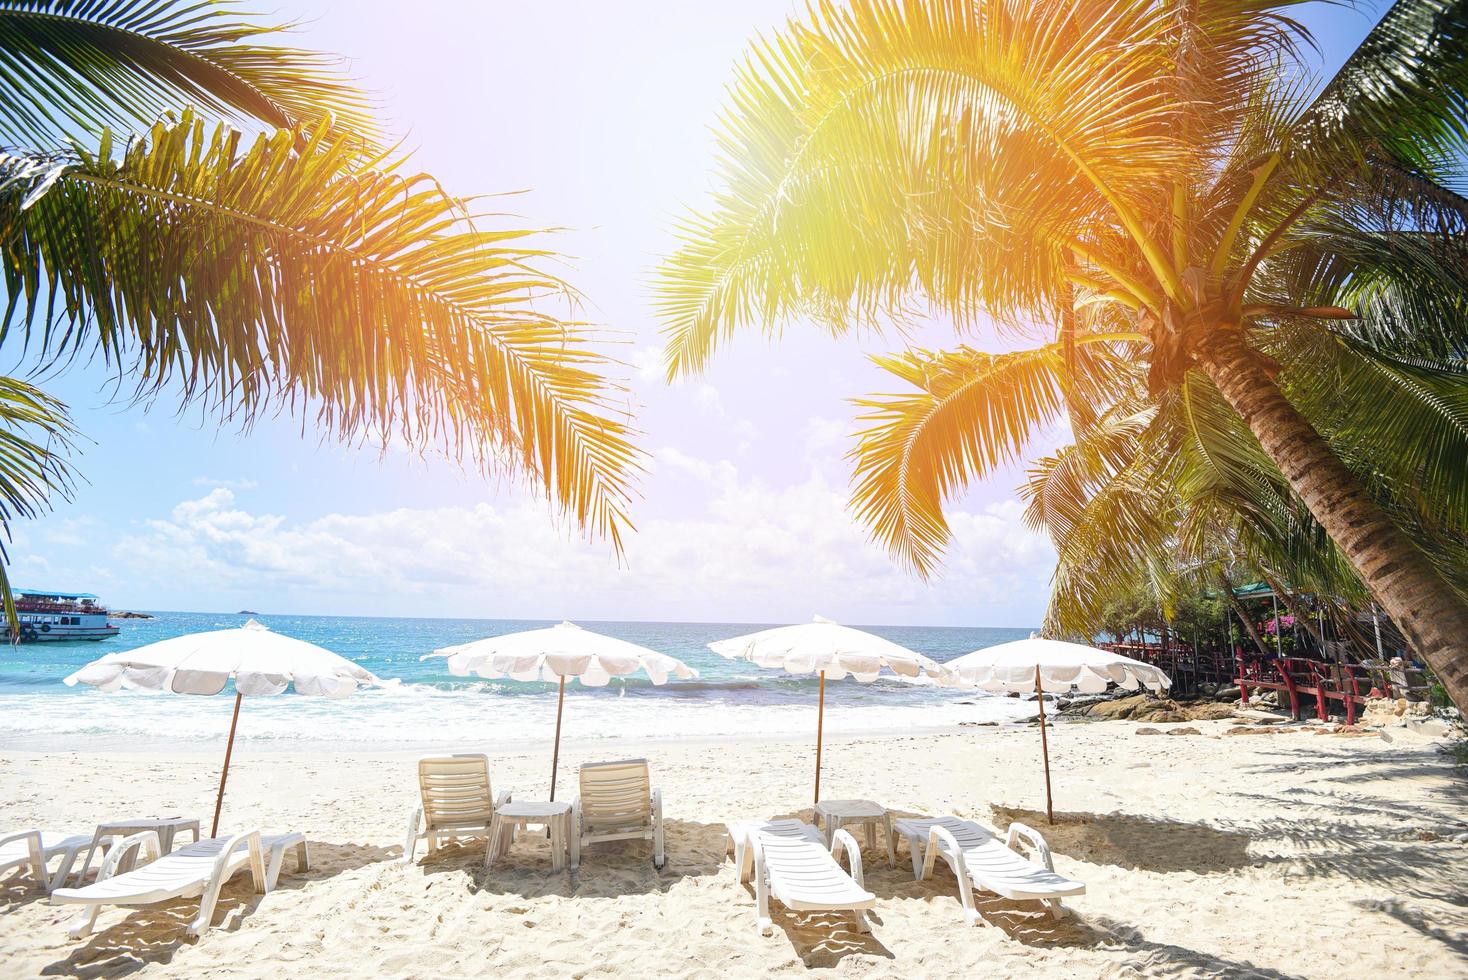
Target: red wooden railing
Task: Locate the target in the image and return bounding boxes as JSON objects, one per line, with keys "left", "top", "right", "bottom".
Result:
{"left": 1097, "top": 642, "right": 1418, "bottom": 723}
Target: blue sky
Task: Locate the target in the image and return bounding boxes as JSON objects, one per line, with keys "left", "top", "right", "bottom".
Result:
{"left": 6, "top": 1, "right": 1384, "bottom": 625}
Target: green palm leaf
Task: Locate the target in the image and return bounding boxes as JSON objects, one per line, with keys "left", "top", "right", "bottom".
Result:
{"left": 1289, "top": 0, "right": 1468, "bottom": 171}
{"left": 0, "top": 0, "right": 375, "bottom": 146}
{"left": 0, "top": 375, "right": 75, "bottom": 628}
{"left": 0, "top": 111, "right": 640, "bottom": 549}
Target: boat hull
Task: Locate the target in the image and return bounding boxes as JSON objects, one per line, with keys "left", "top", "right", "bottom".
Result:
{"left": 5, "top": 625, "right": 120, "bottom": 641}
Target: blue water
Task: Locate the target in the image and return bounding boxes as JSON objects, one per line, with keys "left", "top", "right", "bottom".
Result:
{"left": 0, "top": 613, "right": 1038, "bottom": 748}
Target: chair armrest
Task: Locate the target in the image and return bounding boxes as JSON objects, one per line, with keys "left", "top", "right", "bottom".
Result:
{"left": 0, "top": 830, "right": 43, "bottom": 879}
{"left": 830, "top": 828, "right": 865, "bottom": 888}
{"left": 494, "top": 790, "right": 512, "bottom": 809}
{"left": 96, "top": 831, "right": 162, "bottom": 884}
{"left": 1006, "top": 822, "right": 1055, "bottom": 872}
{"left": 0, "top": 829, "right": 40, "bottom": 851}
{"left": 213, "top": 830, "right": 263, "bottom": 891}
{"left": 923, "top": 824, "right": 965, "bottom": 881}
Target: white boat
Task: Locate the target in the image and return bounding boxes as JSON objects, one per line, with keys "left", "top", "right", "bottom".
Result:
{"left": 5, "top": 588, "right": 120, "bottom": 642}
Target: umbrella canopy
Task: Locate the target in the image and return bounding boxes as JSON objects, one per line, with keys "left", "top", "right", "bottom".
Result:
{"left": 944, "top": 638, "right": 1171, "bottom": 695}
{"left": 65, "top": 619, "right": 384, "bottom": 835}
{"left": 710, "top": 616, "right": 949, "bottom": 802}
{"left": 427, "top": 622, "right": 697, "bottom": 799}
{"left": 435, "top": 621, "right": 696, "bottom": 687}
{"left": 65, "top": 619, "right": 380, "bottom": 697}
{"left": 944, "top": 638, "right": 1171, "bottom": 823}
{"left": 709, "top": 615, "right": 946, "bottom": 680}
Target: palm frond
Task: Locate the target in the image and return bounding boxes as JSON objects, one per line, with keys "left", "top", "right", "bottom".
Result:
{"left": 656, "top": 0, "right": 1188, "bottom": 376}
{"left": 0, "top": 111, "right": 640, "bottom": 549}
{"left": 1288, "top": 0, "right": 1468, "bottom": 173}
{"left": 0, "top": 0, "right": 376, "bottom": 147}
{"left": 1258, "top": 224, "right": 1468, "bottom": 359}
{"left": 848, "top": 343, "right": 1072, "bottom": 577}
{"left": 0, "top": 375, "right": 76, "bottom": 629}
{"left": 1281, "top": 326, "right": 1468, "bottom": 537}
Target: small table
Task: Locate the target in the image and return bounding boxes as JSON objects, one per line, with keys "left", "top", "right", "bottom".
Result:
{"left": 76, "top": 816, "right": 202, "bottom": 884}
{"left": 813, "top": 799, "right": 895, "bottom": 868}
{"left": 484, "top": 801, "right": 574, "bottom": 873}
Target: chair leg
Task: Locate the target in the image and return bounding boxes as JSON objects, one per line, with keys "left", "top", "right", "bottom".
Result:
{"left": 47, "top": 847, "right": 84, "bottom": 894}
{"left": 853, "top": 908, "right": 872, "bottom": 934}
{"left": 266, "top": 846, "right": 286, "bottom": 891}
{"left": 66, "top": 905, "right": 102, "bottom": 939}
{"left": 190, "top": 875, "right": 229, "bottom": 938}
{"left": 483, "top": 814, "right": 502, "bottom": 872}
{"left": 755, "top": 870, "right": 773, "bottom": 936}
{"left": 402, "top": 810, "right": 421, "bottom": 865}
{"left": 653, "top": 818, "right": 666, "bottom": 870}
{"left": 908, "top": 837, "right": 924, "bottom": 880}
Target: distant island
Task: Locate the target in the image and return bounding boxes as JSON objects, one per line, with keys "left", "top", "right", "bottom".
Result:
{"left": 111, "top": 611, "right": 154, "bottom": 620}
{"left": 237, "top": 610, "right": 259, "bottom": 615}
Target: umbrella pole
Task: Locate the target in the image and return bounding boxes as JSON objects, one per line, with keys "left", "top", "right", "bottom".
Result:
{"left": 1035, "top": 666, "right": 1053, "bottom": 825}
{"left": 549, "top": 676, "right": 566, "bottom": 801}
{"left": 212, "top": 691, "right": 242, "bottom": 838}
{"left": 814, "top": 671, "right": 825, "bottom": 805}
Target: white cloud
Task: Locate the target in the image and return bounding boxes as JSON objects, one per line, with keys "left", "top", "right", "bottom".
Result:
{"left": 109, "top": 456, "right": 1055, "bottom": 627}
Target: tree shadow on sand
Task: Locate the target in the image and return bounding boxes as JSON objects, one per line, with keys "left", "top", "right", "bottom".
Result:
{"left": 407, "top": 818, "right": 726, "bottom": 900}
{"left": 38, "top": 840, "right": 396, "bottom": 980}
{"left": 988, "top": 806, "right": 1255, "bottom": 874}
{"left": 1085, "top": 914, "right": 1309, "bottom": 979}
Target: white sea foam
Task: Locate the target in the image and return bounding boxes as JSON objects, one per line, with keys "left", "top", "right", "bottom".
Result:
{"left": 0, "top": 685, "right": 1036, "bottom": 750}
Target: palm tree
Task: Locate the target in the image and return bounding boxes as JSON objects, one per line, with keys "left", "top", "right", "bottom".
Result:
{"left": 0, "top": 2, "right": 640, "bottom": 618}
{"left": 655, "top": 0, "right": 1468, "bottom": 708}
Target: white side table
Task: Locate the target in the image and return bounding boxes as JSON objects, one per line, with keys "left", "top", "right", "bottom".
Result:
{"left": 485, "top": 801, "right": 574, "bottom": 873}
{"left": 813, "top": 799, "right": 895, "bottom": 867}
{"left": 76, "top": 816, "right": 202, "bottom": 885}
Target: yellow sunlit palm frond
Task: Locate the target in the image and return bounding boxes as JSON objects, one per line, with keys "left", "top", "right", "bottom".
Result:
{"left": 849, "top": 343, "right": 1073, "bottom": 577}
{"left": 656, "top": 0, "right": 1187, "bottom": 377}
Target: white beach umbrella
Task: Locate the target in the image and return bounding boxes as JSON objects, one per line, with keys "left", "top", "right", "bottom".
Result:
{"left": 428, "top": 621, "right": 698, "bottom": 800}
{"left": 64, "top": 619, "right": 384, "bottom": 834}
{"left": 710, "top": 615, "right": 950, "bottom": 803}
{"left": 944, "top": 638, "right": 1171, "bottom": 823}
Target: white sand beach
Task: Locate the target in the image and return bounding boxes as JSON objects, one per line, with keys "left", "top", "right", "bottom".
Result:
{"left": 2, "top": 719, "right": 1465, "bottom": 978}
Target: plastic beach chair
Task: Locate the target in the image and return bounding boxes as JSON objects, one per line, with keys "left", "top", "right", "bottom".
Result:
{"left": 726, "top": 818, "right": 876, "bottom": 935}
{"left": 403, "top": 754, "right": 512, "bottom": 864}
{"left": 49, "top": 829, "right": 308, "bottom": 938}
{"left": 572, "top": 759, "right": 665, "bottom": 869}
{"left": 893, "top": 815, "right": 1084, "bottom": 924}
{"left": 0, "top": 830, "right": 92, "bottom": 893}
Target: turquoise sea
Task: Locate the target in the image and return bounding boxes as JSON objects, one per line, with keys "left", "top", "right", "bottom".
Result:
{"left": 0, "top": 613, "right": 1038, "bottom": 749}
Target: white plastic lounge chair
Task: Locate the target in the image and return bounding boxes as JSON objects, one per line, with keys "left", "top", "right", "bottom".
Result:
{"left": 0, "top": 830, "right": 92, "bottom": 893}
{"left": 49, "top": 829, "right": 307, "bottom": 938}
{"left": 403, "top": 754, "right": 511, "bottom": 864}
{"left": 726, "top": 819, "right": 876, "bottom": 936}
{"left": 572, "top": 758, "right": 664, "bottom": 870}
{"left": 894, "top": 815, "right": 1084, "bottom": 924}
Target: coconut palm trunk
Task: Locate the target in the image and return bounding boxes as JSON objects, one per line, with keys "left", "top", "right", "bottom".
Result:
{"left": 1219, "top": 571, "right": 1271, "bottom": 657}
{"left": 1198, "top": 329, "right": 1468, "bottom": 709}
